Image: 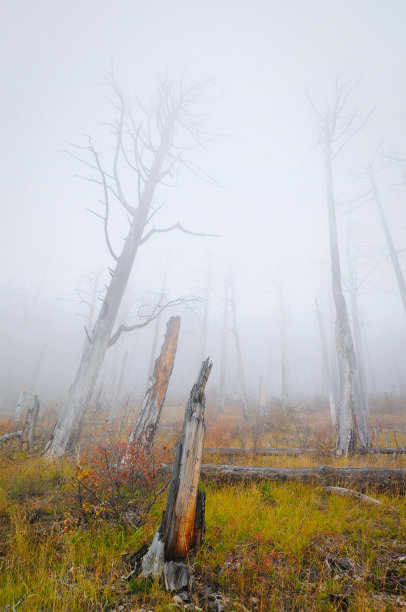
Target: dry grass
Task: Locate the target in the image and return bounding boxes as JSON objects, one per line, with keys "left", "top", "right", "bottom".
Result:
{"left": 0, "top": 400, "right": 405, "bottom": 610}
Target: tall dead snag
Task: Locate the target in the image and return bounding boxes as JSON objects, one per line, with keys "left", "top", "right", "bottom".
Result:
{"left": 123, "top": 316, "right": 180, "bottom": 458}
{"left": 229, "top": 278, "right": 248, "bottom": 421}
{"left": 217, "top": 279, "right": 229, "bottom": 414}
{"left": 315, "top": 298, "right": 338, "bottom": 427}
{"left": 44, "top": 76, "right": 216, "bottom": 459}
{"left": 141, "top": 359, "right": 212, "bottom": 591}
{"left": 308, "top": 79, "right": 370, "bottom": 454}
{"left": 258, "top": 376, "right": 266, "bottom": 417}
{"left": 368, "top": 166, "right": 406, "bottom": 316}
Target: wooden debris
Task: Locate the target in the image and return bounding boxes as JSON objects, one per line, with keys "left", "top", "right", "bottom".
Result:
{"left": 158, "top": 463, "right": 406, "bottom": 491}
{"left": 124, "top": 316, "right": 180, "bottom": 459}
{"left": 141, "top": 358, "right": 212, "bottom": 590}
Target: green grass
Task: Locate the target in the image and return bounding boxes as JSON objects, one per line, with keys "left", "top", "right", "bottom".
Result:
{"left": 0, "top": 453, "right": 404, "bottom": 610}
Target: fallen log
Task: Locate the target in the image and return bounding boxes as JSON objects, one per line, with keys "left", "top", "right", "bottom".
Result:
{"left": 204, "top": 447, "right": 316, "bottom": 456}
{"left": 204, "top": 447, "right": 406, "bottom": 456}
{"left": 141, "top": 358, "right": 212, "bottom": 591}
{"left": 324, "top": 486, "right": 399, "bottom": 513}
{"left": 0, "top": 430, "right": 22, "bottom": 445}
{"left": 324, "top": 486, "right": 383, "bottom": 505}
{"left": 158, "top": 464, "right": 406, "bottom": 492}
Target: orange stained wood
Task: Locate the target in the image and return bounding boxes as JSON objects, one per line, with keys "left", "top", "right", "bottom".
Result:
{"left": 151, "top": 316, "right": 180, "bottom": 408}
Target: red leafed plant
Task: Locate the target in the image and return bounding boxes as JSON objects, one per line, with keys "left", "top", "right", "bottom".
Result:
{"left": 72, "top": 438, "right": 170, "bottom": 528}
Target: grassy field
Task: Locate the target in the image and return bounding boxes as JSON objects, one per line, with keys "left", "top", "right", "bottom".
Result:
{"left": 0, "top": 402, "right": 405, "bottom": 610}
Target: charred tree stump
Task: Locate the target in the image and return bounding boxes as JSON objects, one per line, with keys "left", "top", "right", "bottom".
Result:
{"left": 123, "top": 316, "right": 180, "bottom": 461}
{"left": 141, "top": 358, "right": 212, "bottom": 591}
{"left": 20, "top": 395, "right": 40, "bottom": 451}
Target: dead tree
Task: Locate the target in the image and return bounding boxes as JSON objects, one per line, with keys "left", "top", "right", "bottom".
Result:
{"left": 315, "top": 298, "right": 338, "bottom": 427}
{"left": 368, "top": 165, "right": 406, "bottom": 316}
{"left": 14, "top": 387, "right": 27, "bottom": 424}
{"left": 108, "top": 349, "right": 129, "bottom": 423}
{"left": 147, "top": 267, "right": 169, "bottom": 382}
{"left": 141, "top": 359, "right": 212, "bottom": 591}
{"left": 199, "top": 253, "right": 212, "bottom": 364}
{"left": 308, "top": 79, "right": 370, "bottom": 453}
{"left": 217, "top": 279, "right": 229, "bottom": 413}
{"left": 20, "top": 395, "right": 40, "bottom": 451}
{"left": 44, "top": 76, "right": 216, "bottom": 459}
{"left": 229, "top": 278, "right": 248, "bottom": 421}
{"left": 345, "top": 224, "right": 370, "bottom": 420}
{"left": 123, "top": 316, "right": 180, "bottom": 458}
{"left": 157, "top": 463, "right": 406, "bottom": 492}
{"left": 2, "top": 395, "right": 40, "bottom": 451}
{"left": 217, "top": 279, "right": 230, "bottom": 413}
{"left": 258, "top": 376, "right": 266, "bottom": 417}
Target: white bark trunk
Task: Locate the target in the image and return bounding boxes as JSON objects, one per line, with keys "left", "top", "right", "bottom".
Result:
{"left": 315, "top": 299, "right": 337, "bottom": 426}
{"left": 324, "top": 138, "right": 369, "bottom": 453}
{"left": 45, "top": 120, "right": 174, "bottom": 459}
{"left": 217, "top": 281, "right": 229, "bottom": 413}
{"left": 230, "top": 280, "right": 248, "bottom": 421}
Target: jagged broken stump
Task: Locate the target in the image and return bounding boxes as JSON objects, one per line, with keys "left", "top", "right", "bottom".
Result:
{"left": 141, "top": 358, "right": 212, "bottom": 591}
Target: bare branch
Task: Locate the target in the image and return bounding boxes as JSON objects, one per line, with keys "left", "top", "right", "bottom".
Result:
{"left": 139, "top": 222, "right": 220, "bottom": 246}
{"left": 107, "top": 296, "right": 191, "bottom": 347}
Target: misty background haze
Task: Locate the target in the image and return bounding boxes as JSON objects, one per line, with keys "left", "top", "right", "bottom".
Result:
{"left": 1, "top": 0, "right": 406, "bottom": 415}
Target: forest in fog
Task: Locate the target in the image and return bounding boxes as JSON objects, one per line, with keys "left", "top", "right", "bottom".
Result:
{"left": 1, "top": 1, "right": 406, "bottom": 419}
{"left": 2, "top": 3, "right": 406, "bottom": 612}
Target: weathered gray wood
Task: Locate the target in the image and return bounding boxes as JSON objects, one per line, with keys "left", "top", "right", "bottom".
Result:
{"left": 0, "top": 431, "right": 22, "bottom": 444}
{"left": 124, "top": 316, "right": 180, "bottom": 459}
{"left": 204, "top": 447, "right": 317, "bottom": 456}
{"left": 14, "top": 388, "right": 27, "bottom": 424}
{"left": 26, "top": 395, "right": 40, "bottom": 450}
{"left": 21, "top": 395, "right": 39, "bottom": 451}
{"left": 142, "top": 359, "right": 212, "bottom": 588}
{"left": 204, "top": 446, "right": 406, "bottom": 456}
{"left": 158, "top": 463, "right": 406, "bottom": 491}
{"left": 324, "top": 486, "right": 383, "bottom": 505}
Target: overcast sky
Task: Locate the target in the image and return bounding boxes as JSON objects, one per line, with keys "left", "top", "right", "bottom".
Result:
{"left": 1, "top": 1, "right": 406, "bottom": 409}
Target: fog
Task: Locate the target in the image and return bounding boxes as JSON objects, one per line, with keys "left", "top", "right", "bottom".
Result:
{"left": 1, "top": 0, "right": 406, "bottom": 416}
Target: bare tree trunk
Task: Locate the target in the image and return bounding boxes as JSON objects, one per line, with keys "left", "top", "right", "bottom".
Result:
{"left": 123, "top": 316, "right": 180, "bottom": 458}
{"left": 199, "top": 254, "right": 212, "bottom": 363}
{"left": 147, "top": 267, "right": 168, "bottom": 381}
{"left": 141, "top": 359, "right": 212, "bottom": 590}
{"left": 308, "top": 81, "right": 370, "bottom": 453}
{"left": 109, "top": 350, "right": 128, "bottom": 423}
{"left": 315, "top": 298, "right": 337, "bottom": 426}
{"left": 44, "top": 89, "right": 188, "bottom": 459}
{"left": 346, "top": 227, "right": 369, "bottom": 420}
{"left": 230, "top": 279, "right": 248, "bottom": 421}
{"left": 217, "top": 280, "right": 229, "bottom": 413}
{"left": 325, "top": 145, "right": 369, "bottom": 452}
{"left": 258, "top": 376, "right": 266, "bottom": 417}
{"left": 21, "top": 395, "right": 40, "bottom": 451}
{"left": 279, "top": 283, "right": 289, "bottom": 411}
{"left": 14, "top": 388, "right": 27, "bottom": 424}
{"left": 369, "top": 168, "right": 406, "bottom": 314}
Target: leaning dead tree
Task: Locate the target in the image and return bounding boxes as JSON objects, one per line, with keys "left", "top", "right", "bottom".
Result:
{"left": 308, "top": 79, "right": 370, "bottom": 454}
{"left": 368, "top": 164, "right": 406, "bottom": 317}
{"left": 123, "top": 316, "right": 180, "bottom": 460}
{"left": 141, "top": 359, "right": 212, "bottom": 591}
{"left": 229, "top": 278, "right": 248, "bottom": 421}
{"left": 45, "top": 75, "right": 215, "bottom": 458}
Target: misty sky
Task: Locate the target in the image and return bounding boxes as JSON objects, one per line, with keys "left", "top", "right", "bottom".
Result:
{"left": 1, "top": 1, "right": 406, "bottom": 410}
